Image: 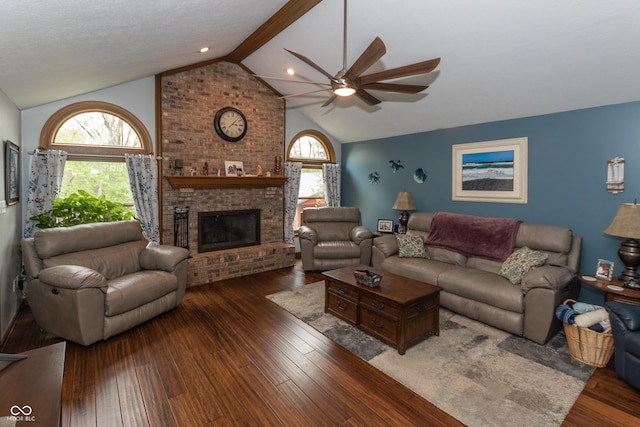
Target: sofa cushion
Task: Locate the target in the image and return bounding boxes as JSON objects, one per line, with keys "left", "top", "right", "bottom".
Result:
{"left": 426, "top": 246, "right": 467, "bottom": 266}
{"left": 105, "top": 270, "right": 178, "bottom": 316}
{"left": 437, "top": 266, "right": 524, "bottom": 313}
{"left": 499, "top": 247, "right": 548, "bottom": 284}
{"left": 396, "top": 234, "right": 429, "bottom": 258}
{"left": 43, "top": 241, "right": 146, "bottom": 280}
{"left": 314, "top": 241, "right": 361, "bottom": 259}
{"left": 381, "top": 256, "right": 453, "bottom": 285}
{"left": 34, "top": 220, "right": 143, "bottom": 258}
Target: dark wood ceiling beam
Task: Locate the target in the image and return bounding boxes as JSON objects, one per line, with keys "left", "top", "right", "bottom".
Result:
{"left": 224, "top": 0, "right": 323, "bottom": 64}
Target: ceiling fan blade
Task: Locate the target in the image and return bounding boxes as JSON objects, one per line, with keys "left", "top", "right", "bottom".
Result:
{"left": 284, "top": 48, "right": 335, "bottom": 81}
{"left": 360, "top": 82, "right": 429, "bottom": 94}
{"left": 253, "top": 75, "right": 330, "bottom": 85}
{"left": 280, "top": 88, "right": 331, "bottom": 99}
{"left": 359, "top": 58, "right": 441, "bottom": 85}
{"left": 355, "top": 89, "right": 381, "bottom": 105}
{"left": 321, "top": 94, "right": 337, "bottom": 107}
{"left": 344, "top": 36, "right": 386, "bottom": 81}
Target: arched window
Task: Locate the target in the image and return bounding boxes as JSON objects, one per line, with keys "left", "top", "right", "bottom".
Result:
{"left": 286, "top": 130, "right": 336, "bottom": 230}
{"left": 40, "top": 101, "right": 152, "bottom": 205}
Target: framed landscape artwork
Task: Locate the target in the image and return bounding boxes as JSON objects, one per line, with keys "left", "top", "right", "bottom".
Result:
{"left": 4, "top": 140, "right": 19, "bottom": 205}
{"left": 452, "top": 137, "right": 528, "bottom": 204}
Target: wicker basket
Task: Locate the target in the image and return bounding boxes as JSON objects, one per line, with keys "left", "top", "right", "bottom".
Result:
{"left": 562, "top": 299, "right": 615, "bottom": 368}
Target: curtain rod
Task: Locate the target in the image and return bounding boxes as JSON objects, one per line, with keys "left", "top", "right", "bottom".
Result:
{"left": 28, "top": 150, "right": 162, "bottom": 160}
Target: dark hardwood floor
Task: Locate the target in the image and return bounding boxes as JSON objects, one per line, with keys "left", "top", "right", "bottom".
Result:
{"left": 3, "top": 261, "right": 640, "bottom": 426}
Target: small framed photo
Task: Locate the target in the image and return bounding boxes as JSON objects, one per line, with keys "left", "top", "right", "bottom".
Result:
{"left": 595, "top": 259, "right": 614, "bottom": 281}
{"left": 377, "top": 219, "right": 394, "bottom": 234}
{"left": 224, "top": 160, "right": 244, "bottom": 176}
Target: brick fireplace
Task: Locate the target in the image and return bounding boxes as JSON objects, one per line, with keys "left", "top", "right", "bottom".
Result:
{"left": 159, "top": 61, "right": 295, "bottom": 286}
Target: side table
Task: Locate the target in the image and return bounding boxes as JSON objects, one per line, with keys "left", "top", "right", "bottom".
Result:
{"left": 0, "top": 342, "right": 66, "bottom": 426}
{"left": 578, "top": 275, "right": 640, "bottom": 306}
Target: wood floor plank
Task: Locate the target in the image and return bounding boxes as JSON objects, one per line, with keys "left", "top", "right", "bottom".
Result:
{"left": 136, "top": 363, "right": 177, "bottom": 427}
{"left": 4, "top": 261, "right": 640, "bottom": 426}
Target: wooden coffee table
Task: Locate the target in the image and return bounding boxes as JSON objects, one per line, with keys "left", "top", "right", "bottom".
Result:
{"left": 323, "top": 265, "right": 442, "bottom": 355}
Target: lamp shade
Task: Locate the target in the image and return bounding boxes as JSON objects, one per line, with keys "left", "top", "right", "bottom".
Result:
{"left": 604, "top": 203, "right": 640, "bottom": 239}
{"left": 392, "top": 191, "right": 416, "bottom": 211}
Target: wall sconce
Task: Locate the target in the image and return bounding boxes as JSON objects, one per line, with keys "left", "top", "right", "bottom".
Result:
{"left": 606, "top": 157, "right": 624, "bottom": 193}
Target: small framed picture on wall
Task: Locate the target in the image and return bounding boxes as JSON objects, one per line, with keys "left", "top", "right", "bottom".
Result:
{"left": 4, "top": 140, "right": 19, "bottom": 205}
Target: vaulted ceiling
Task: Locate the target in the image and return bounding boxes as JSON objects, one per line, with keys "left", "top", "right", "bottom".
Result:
{"left": 3, "top": 0, "right": 640, "bottom": 143}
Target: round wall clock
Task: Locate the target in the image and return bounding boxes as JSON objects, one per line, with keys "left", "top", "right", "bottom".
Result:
{"left": 213, "top": 107, "right": 247, "bottom": 142}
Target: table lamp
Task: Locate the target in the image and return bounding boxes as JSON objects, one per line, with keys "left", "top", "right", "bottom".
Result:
{"left": 392, "top": 191, "right": 416, "bottom": 231}
{"left": 604, "top": 202, "right": 640, "bottom": 284}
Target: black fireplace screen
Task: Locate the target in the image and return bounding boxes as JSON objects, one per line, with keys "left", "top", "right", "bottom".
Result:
{"left": 174, "top": 206, "right": 189, "bottom": 249}
{"left": 198, "top": 209, "right": 260, "bottom": 253}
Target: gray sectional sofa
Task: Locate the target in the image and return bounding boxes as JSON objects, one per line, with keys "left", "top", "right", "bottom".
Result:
{"left": 371, "top": 212, "right": 582, "bottom": 344}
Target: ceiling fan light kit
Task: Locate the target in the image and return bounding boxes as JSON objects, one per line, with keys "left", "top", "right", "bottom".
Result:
{"left": 268, "top": 0, "right": 441, "bottom": 107}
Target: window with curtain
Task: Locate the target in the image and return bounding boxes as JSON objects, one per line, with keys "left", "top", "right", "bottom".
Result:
{"left": 286, "top": 130, "right": 335, "bottom": 230}
{"left": 40, "top": 101, "right": 153, "bottom": 208}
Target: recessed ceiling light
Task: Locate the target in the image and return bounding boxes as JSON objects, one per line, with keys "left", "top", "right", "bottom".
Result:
{"left": 200, "top": 47, "right": 209, "bottom": 53}
{"left": 286, "top": 68, "right": 295, "bottom": 76}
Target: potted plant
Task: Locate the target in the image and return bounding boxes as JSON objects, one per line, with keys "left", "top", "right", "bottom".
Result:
{"left": 29, "top": 189, "right": 135, "bottom": 229}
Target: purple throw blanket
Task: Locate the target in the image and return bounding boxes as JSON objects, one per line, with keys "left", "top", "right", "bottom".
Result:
{"left": 425, "top": 212, "right": 522, "bottom": 262}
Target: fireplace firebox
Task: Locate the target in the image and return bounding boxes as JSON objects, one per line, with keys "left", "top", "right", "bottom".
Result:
{"left": 198, "top": 209, "right": 260, "bottom": 253}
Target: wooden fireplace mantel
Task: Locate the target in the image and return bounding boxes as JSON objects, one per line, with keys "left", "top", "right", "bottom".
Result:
{"left": 165, "top": 175, "right": 287, "bottom": 189}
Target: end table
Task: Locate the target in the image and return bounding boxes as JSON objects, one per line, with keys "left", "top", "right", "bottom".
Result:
{"left": 579, "top": 275, "right": 640, "bottom": 306}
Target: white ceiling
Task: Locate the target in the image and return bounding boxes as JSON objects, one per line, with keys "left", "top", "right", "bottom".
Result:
{"left": 3, "top": 0, "right": 640, "bottom": 143}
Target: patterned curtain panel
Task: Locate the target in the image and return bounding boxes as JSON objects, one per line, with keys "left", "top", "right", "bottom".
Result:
{"left": 23, "top": 149, "right": 67, "bottom": 238}
{"left": 125, "top": 154, "right": 160, "bottom": 245}
{"left": 322, "top": 163, "right": 341, "bottom": 207}
{"left": 283, "top": 162, "right": 302, "bottom": 244}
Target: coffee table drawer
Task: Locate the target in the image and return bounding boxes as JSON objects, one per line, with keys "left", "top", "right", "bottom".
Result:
{"left": 326, "top": 279, "right": 359, "bottom": 300}
{"left": 326, "top": 293, "right": 358, "bottom": 324}
{"left": 360, "top": 307, "right": 398, "bottom": 344}
{"left": 360, "top": 294, "right": 399, "bottom": 320}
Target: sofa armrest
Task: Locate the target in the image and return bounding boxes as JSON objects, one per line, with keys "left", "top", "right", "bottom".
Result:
{"left": 139, "top": 245, "right": 190, "bottom": 272}
{"left": 350, "top": 225, "right": 373, "bottom": 245}
{"left": 606, "top": 301, "right": 640, "bottom": 331}
{"left": 520, "top": 265, "right": 575, "bottom": 292}
{"left": 298, "top": 225, "right": 317, "bottom": 244}
{"left": 373, "top": 234, "right": 399, "bottom": 257}
{"left": 39, "top": 265, "right": 108, "bottom": 291}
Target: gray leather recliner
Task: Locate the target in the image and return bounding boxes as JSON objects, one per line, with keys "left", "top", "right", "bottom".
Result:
{"left": 22, "top": 220, "right": 190, "bottom": 346}
{"left": 298, "top": 207, "right": 373, "bottom": 271}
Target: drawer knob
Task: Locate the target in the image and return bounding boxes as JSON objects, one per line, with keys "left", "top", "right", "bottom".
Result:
{"left": 337, "top": 287, "right": 347, "bottom": 294}
{"left": 371, "top": 318, "right": 384, "bottom": 328}
{"left": 372, "top": 301, "right": 385, "bottom": 310}
{"left": 337, "top": 301, "right": 347, "bottom": 311}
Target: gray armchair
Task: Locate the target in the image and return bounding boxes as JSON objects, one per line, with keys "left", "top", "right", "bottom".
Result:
{"left": 298, "top": 207, "right": 373, "bottom": 271}
{"left": 22, "top": 221, "right": 190, "bottom": 346}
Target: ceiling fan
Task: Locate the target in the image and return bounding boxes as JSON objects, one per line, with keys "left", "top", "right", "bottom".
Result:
{"left": 259, "top": 0, "right": 441, "bottom": 107}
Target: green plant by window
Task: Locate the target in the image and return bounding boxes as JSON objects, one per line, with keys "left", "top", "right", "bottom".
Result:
{"left": 29, "top": 190, "right": 135, "bottom": 229}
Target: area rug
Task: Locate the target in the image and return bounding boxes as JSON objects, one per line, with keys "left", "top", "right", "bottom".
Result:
{"left": 266, "top": 281, "right": 595, "bottom": 427}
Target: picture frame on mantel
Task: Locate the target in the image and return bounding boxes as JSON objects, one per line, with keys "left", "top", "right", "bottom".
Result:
{"left": 452, "top": 137, "right": 528, "bottom": 204}
{"left": 225, "top": 160, "right": 244, "bottom": 177}
{"left": 4, "top": 140, "right": 20, "bottom": 205}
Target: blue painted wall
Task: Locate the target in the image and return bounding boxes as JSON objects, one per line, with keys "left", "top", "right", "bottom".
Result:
{"left": 342, "top": 101, "right": 640, "bottom": 304}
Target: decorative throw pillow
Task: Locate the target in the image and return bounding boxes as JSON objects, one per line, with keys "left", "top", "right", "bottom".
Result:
{"left": 499, "top": 246, "right": 548, "bottom": 284}
{"left": 396, "top": 234, "right": 429, "bottom": 258}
